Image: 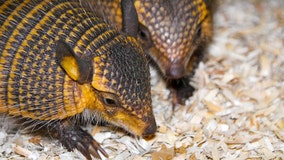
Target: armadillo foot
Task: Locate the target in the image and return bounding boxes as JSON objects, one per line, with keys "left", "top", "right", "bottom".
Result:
{"left": 168, "top": 77, "right": 195, "bottom": 106}
{"left": 56, "top": 122, "right": 108, "bottom": 160}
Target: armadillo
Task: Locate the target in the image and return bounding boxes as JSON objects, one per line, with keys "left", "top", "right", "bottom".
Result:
{"left": 0, "top": 0, "right": 156, "bottom": 159}
{"left": 93, "top": 0, "right": 212, "bottom": 105}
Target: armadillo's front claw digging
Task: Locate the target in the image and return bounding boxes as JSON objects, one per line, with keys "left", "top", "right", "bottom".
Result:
{"left": 88, "top": 139, "right": 109, "bottom": 159}
{"left": 168, "top": 77, "right": 195, "bottom": 107}
{"left": 57, "top": 123, "right": 108, "bottom": 160}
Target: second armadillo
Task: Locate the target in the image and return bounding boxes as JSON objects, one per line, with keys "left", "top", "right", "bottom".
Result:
{"left": 94, "top": 0, "right": 213, "bottom": 105}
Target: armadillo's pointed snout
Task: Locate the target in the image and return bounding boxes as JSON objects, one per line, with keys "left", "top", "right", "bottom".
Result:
{"left": 142, "top": 118, "right": 157, "bottom": 137}
{"left": 142, "top": 114, "right": 157, "bottom": 137}
{"left": 165, "top": 63, "right": 186, "bottom": 79}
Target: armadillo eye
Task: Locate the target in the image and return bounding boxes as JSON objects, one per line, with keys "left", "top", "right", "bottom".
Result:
{"left": 93, "top": 88, "right": 121, "bottom": 107}
{"left": 139, "top": 30, "right": 147, "bottom": 40}
{"left": 138, "top": 23, "right": 151, "bottom": 42}
{"left": 104, "top": 98, "right": 116, "bottom": 106}
{"left": 99, "top": 92, "right": 120, "bottom": 107}
{"left": 137, "top": 23, "right": 153, "bottom": 49}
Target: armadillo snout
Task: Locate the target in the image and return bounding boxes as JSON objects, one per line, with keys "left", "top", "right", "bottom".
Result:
{"left": 142, "top": 120, "right": 157, "bottom": 137}
{"left": 165, "top": 63, "right": 186, "bottom": 79}
{"left": 142, "top": 116, "right": 157, "bottom": 137}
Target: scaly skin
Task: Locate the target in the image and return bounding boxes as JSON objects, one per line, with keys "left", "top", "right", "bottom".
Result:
{"left": 0, "top": 0, "right": 156, "bottom": 159}
{"left": 94, "top": 0, "right": 212, "bottom": 105}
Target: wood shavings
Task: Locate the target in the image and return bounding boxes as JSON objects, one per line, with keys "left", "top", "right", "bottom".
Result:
{"left": 204, "top": 120, "right": 218, "bottom": 137}
{"left": 14, "top": 145, "right": 32, "bottom": 158}
{"left": 0, "top": 130, "right": 7, "bottom": 145}
{"left": 254, "top": 104, "right": 278, "bottom": 117}
{"left": 14, "top": 145, "right": 40, "bottom": 160}
{"left": 151, "top": 144, "right": 174, "bottom": 160}
{"left": 92, "top": 131, "right": 112, "bottom": 144}
{"left": 202, "top": 100, "right": 223, "bottom": 113}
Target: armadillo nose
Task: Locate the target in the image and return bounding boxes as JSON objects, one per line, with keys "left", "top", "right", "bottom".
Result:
{"left": 165, "top": 63, "right": 185, "bottom": 79}
{"left": 142, "top": 121, "right": 157, "bottom": 137}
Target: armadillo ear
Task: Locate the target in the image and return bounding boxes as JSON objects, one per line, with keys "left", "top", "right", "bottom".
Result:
{"left": 121, "top": 0, "right": 139, "bottom": 38}
{"left": 55, "top": 40, "right": 93, "bottom": 84}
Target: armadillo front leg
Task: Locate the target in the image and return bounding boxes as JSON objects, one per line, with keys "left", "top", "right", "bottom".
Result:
{"left": 169, "top": 46, "right": 204, "bottom": 106}
{"left": 168, "top": 77, "right": 194, "bottom": 106}
{"left": 53, "top": 120, "right": 108, "bottom": 160}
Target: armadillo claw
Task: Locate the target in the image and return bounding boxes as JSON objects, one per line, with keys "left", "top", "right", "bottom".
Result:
{"left": 172, "top": 85, "right": 194, "bottom": 106}
{"left": 89, "top": 140, "right": 109, "bottom": 159}
{"left": 169, "top": 78, "right": 195, "bottom": 106}
{"left": 58, "top": 126, "right": 108, "bottom": 160}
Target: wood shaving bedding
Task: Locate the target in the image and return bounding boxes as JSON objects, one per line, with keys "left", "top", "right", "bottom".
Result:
{"left": 1, "top": 0, "right": 284, "bottom": 159}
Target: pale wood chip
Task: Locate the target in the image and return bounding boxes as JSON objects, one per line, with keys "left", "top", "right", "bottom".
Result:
{"left": 14, "top": 145, "right": 32, "bottom": 158}
{"left": 254, "top": 104, "right": 277, "bottom": 117}
{"left": 202, "top": 99, "right": 223, "bottom": 113}
{"left": 151, "top": 144, "right": 174, "bottom": 160}
{"left": 225, "top": 134, "right": 262, "bottom": 144}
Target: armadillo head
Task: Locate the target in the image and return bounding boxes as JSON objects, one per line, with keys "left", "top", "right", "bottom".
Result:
{"left": 89, "top": 36, "right": 156, "bottom": 137}
{"left": 134, "top": 0, "right": 211, "bottom": 79}
{"left": 56, "top": 35, "right": 156, "bottom": 137}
